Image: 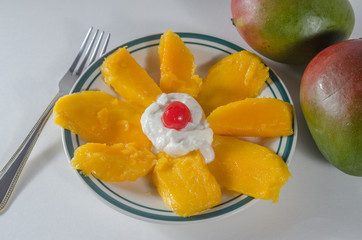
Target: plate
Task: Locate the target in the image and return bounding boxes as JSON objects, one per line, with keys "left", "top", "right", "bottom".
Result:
{"left": 62, "top": 32, "right": 297, "bottom": 224}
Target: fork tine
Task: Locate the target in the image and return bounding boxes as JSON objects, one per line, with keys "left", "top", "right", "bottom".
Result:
{"left": 76, "top": 29, "right": 99, "bottom": 75}
{"left": 69, "top": 27, "right": 93, "bottom": 73}
{"left": 89, "top": 31, "right": 104, "bottom": 65}
{"left": 100, "top": 33, "right": 110, "bottom": 57}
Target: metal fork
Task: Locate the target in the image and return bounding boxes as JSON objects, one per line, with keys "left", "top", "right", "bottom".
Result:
{"left": 0, "top": 27, "right": 110, "bottom": 211}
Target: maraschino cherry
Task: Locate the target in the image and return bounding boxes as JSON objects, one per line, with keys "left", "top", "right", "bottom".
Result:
{"left": 162, "top": 101, "right": 192, "bottom": 130}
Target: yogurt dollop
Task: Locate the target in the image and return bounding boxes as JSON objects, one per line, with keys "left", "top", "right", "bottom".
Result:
{"left": 140, "top": 93, "right": 214, "bottom": 163}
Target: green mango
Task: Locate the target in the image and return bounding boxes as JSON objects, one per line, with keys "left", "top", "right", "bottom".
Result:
{"left": 300, "top": 39, "right": 362, "bottom": 176}
{"left": 231, "top": 0, "right": 355, "bottom": 64}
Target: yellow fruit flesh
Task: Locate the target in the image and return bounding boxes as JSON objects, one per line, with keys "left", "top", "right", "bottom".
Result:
{"left": 70, "top": 143, "right": 156, "bottom": 182}
{"left": 159, "top": 30, "right": 202, "bottom": 98}
{"left": 101, "top": 47, "right": 162, "bottom": 108}
{"left": 208, "top": 135, "right": 291, "bottom": 202}
{"left": 53, "top": 91, "right": 151, "bottom": 147}
{"left": 153, "top": 151, "right": 221, "bottom": 217}
{"left": 197, "top": 50, "right": 270, "bottom": 116}
{"left": 207, "top": 98, "right": 294, "bottom": 137}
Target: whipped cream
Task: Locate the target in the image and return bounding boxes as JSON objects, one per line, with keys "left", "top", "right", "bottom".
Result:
{"left": 140, "top": 93, "right": 214, "bottom": 163}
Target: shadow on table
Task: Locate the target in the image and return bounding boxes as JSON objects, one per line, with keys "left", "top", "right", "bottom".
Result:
{"left": 0, "top": 136, "right": 62, "bottom": 214}
{"left": 265, "top": 61, "right": 327, "bottom": 164}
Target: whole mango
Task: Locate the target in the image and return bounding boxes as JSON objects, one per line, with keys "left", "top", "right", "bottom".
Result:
{"left": 231, "top": 0, "right": 355, "bottom": 64}
{"left": 300, "top": 39, "right": 362, "bottom": 176}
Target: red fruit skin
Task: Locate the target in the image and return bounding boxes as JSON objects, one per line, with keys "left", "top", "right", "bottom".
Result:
{"left": 300, "top": 39, "right": 362, "bottom": 176}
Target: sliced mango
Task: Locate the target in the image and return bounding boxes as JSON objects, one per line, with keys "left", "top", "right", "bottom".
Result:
{"left": 153, "top": 151, "right": 221, "bottom": 217}
{"left": 159, "top": 30, "right": 202, "bottom": 98}
{"left": 70, "top": 142, "right": 156, "bottom": 182}
{"left": 101, "top": 47, "right": 162, "bottom": 108}
{"left": 197, "top": 50, "right": 269, "bottom": 116}
{"left": 208, "top": 135, "right": 291, "bottom": 202}
{"left": 53, "top": 91, "right": 151, "bottom": 147}
{"left": 207, "top": 98, "right": 294, "bottom": 137}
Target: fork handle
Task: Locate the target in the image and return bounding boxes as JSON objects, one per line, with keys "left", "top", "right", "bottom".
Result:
{"left": 0, "top": 92, "right": 62, "bottom": 211}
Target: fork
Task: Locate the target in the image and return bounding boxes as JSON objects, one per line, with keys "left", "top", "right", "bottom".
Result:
{"left": 0, "top": 27, "right": 110, "bottom": 211}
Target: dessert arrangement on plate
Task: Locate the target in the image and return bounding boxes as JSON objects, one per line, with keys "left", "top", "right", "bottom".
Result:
{"left": 53, "top": 30, "right": 294, "bottom": 219}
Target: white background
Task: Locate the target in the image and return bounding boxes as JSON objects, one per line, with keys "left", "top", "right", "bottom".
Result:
{"left": 0, "top": 0, "right": 361, "bottom": 239}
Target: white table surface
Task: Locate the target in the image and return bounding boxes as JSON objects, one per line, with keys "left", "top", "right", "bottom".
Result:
{"left": 1, "top": 0, "right": 361, "bottom": 239}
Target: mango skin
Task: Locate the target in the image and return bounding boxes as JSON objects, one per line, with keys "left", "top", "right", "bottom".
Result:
{"left": 300, "top": 39, "right": 362, "bottom": 176}
{"left": 231, "top": 0, "right": 355, "bottom": 64}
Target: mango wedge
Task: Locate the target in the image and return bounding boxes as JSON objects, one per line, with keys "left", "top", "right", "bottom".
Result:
{"left": 207, "top": 98, "right": 294, "bottom": 137}
{"left": 208, "top": 135, "right": 291, "bottom": 202}
{"left": 71, "top": 143, "right": 156, "bottom": 182}
{"left": 197, "top": 50, "right": 269, "bottom": 115}
{"left": 101, "top": 47, "right": 162, "bottom": 108}
{"left": 159, "top": 30, "right": 202, "bottom": 98}
{"left": 153, "top": 151, "right": 221, "bottom": 217}
{"left": 53, "top": 91, "right": 151, "bottom": 147}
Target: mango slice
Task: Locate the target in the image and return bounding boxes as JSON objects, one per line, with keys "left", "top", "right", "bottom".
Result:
{"left": 153, "top": 151, "right": 221, "bottom": 217}
{"left": 53, "top": 91, "right": 151, "bottom": 147}
{"left": 207, "top": 98, "right": 294, "bottom": 137}
{"left": 159, "top": 30, "right": 202, "bottom": 98}
{"left": 70, "top": 143, "right": 156, "bottom": 182}
{"left": 208, "top": 135, "right": 291, "bottom": 202}
{"left": 197, "top": 50, "right": 270, "bottom": 115}
{"left": 101, "top": 47, "right": 162, "bottom": 108}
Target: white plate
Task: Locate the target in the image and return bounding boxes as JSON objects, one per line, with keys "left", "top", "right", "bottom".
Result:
{"left": 62, "top": 32, "right": 297, "bottom": 224}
